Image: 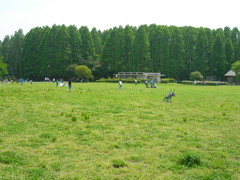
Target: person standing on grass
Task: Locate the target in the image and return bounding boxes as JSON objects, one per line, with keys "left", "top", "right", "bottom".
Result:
{"left": 119, "top": 79, "right": 123, "bottom": 89}
{"left": 20, "top": 78, "right": 23, "bottom": 85}
{"left": 56, "top": 79, "right": 59, "bottom": 87}
{"left": 134, "top": 79, "right": 137, "bottom": 85}
{"left": 68, "top": 79, "right": 72, "bottom": 91}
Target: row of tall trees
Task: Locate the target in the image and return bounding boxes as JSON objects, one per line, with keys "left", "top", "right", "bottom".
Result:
{"left": 0, "top": 29, "right": 24, "bottom": 78}
{"left": 0, "top": 24, "right": 240, "bottom": 80}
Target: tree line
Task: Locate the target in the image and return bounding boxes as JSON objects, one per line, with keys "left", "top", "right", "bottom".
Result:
{"left": 0, "top": 24, "right": 240, "bottom": 81}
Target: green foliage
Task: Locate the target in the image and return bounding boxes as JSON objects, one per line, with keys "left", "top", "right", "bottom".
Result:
{"left": 179, "top": 152, "right": 201, "bottom": 168}
{"left": 1, "top": 30, "right": 24, "bottom": 79}
{"left": 81, "top": 112, "right": 89, "bottom": 121}
{"left": 190, "top": 71, "right": 204, "bottom": 81}
{"left": 91, "top": 27, "right": 102, "bottom": 57}
{"left": 65, "top": 64, "right": 78, "bottom": 79}
{"left": 27, "top": 168, "right": 45, "bottom": 179}
{"left": 182, "top": 80, "right": 194, "bottom": 84}
{"left": 96, "top": 77, "right": 147, "bottom": 83}
{"left": 79, "top": 26, "right": 95, "bottom": 61}
{"left": 231, "top": 60, "right": 240, "bottom": 81}
{"left": 112, "top": 159, "right": 127, "bottom": 168}
{"left": 204, "top": 81, "right": 218, "bottom": 86}
{"left": 51, "top": 137, "right": 57, "bottom": 142}
{"left": 0, "top": 151, "right": 24, "bottom": 165}
{"left": 168, "top": 26, "right": 185, "bottom": 79}
{"left": 160, "top": 79, "right": 169, "bottom": 83}
{"left": 210, "top": 32, "right": 226, "bottom": 79}
{"left": 68, "top": 25, "right": 82, "bottom": 62}
{"left": 39, "top": 133, "right": 51, "bottom": 139}
{"left": 0, "top": 56, "right": 8, "bottom": 77}
{"left": 161, "top": 78, "right": 176, "bottom": 83}
{"left": 194, "top": 28, "right": 209, "bottom": 75}
{"left": 131, "top": 25, "right": 150, "bottom": 71}
{"left": 71, "top": 116, "right": 77, "bottom": 121}
{"left": 182, "top": 80, "right": 228, "bottom": 86}
{"left": 74, "top": 65, "right": 94, "bottom": 82}
{"left": 2, "top": 25, "right": 240, "bottom": 81}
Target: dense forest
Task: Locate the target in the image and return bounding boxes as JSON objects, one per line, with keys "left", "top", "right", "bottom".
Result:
{"left": 0, "top": 24, "right": 240, "bottom": 81}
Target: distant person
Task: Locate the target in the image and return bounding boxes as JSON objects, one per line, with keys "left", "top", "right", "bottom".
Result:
{"left": 134, "top": 79, "right": 137, "bottom": 85}
{"left": 60, "top": 81, "right": 66, "bottom": 86}
{"left": 144, "top": 80, "right": 149, "bottom": 88}
{"left": 68, "top": 79, "right": 72, "bottom": 91}
{"left": 20, "top": 78, "right": 23, "bottom": 85}
{"left": 30, "top": 80, "right": 33, "bottom": 84}
{"left": 119, "top": 79, "right": 123, "bottom": 89}
{"left": 150, "top": 80, "right": 154, "bottom": 88}
{"left": 56, "top": 80, "right": 59, "bottom": 87}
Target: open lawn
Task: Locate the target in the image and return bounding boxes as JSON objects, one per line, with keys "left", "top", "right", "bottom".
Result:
{"left": 0, "top": 82, "right": 239, "bottom": 179}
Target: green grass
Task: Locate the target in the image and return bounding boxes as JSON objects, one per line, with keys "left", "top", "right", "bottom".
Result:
{"left": 0, "top": 82, "right": 239, "bottom": 179}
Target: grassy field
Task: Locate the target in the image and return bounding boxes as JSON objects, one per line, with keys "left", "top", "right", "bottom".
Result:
{"left": 0, "top": 82, "right": 239, "bottom": 179}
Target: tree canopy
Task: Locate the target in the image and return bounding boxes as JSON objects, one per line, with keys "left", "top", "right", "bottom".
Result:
{"left": 74, "top": 65, "right": 93, "bottom": 82}
{"left": 1, "top": 25, "right": 240, "bottom": 81}
{"left": 0, "top": 56, "right": 8, "bottom": 78}
{"left": 190, "top": 71, "right": 204, "bottom": 81}
{"left": 231, "top": 60, "right": 240, "bottom": 81}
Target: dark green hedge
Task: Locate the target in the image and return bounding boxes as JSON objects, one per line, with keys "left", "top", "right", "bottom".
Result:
{"left": 161, "top": 78, "right": 176, "bottom": 83}
{"left": 182, "top": 80, "right": 229, "bottom": 86}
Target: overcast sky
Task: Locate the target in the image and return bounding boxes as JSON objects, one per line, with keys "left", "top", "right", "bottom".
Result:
{"left": 0, "top": 0, "right": 239, "bottom": 41}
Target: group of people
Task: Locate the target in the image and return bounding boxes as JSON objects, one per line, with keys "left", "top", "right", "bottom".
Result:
{"left": 19, "top": 78, "right": 72, "bottom": 91}
{"left": 19, "top": 78, "right": 33, "bottom": 85}
{"left": 119, "top": 79, "right": 157, "bottom": 89}
{"left": 144, "top": 80, "right": 157, "bottom": 88}
{"left": 55, "top": 79, "right": 72, "bottom": 91}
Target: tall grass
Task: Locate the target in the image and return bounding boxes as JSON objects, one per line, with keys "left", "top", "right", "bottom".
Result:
{"left": 0, "top": 82, "right": 239, "bottom": 179}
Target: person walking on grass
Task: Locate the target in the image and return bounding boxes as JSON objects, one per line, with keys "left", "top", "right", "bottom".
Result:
{"left": 68, "top": 79, "right": 72, "bottom": 91}
{"left": 119, "top": 79, "right": 123, "bottom": 89}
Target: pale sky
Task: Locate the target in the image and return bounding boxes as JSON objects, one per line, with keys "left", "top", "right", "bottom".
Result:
{"left": 0, "top": 0, "right": 239, "bottom": 41}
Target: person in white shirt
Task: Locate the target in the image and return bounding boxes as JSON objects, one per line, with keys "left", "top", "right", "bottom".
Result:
{"left": 119, "top": 79, "right": 123, "bottom": 89}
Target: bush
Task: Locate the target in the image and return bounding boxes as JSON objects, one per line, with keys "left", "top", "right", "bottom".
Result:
{"left": 219, "top": 81, "right": 229, "bottom": 86}
{"left": 190, "top": 71, "right": 204, "bottom": 81}
{"left": 182, "top": 80, "right": 193, "bottom": 85}
{"left": 161, "top": 79, "right": 169, "bottom": 83}
{"left": 168, "top": 78, "right": 176, "bottom": 83}
{"left": 96, "top": 78, "right": 148, "bottom": 83}
{"left": 183, "top": 80, "right": 229, "bottom": 86}
{"left": 161, "top": 78, "right": 176, "bottom": 83}
{"left": 231, "top": 60, "right": 240, "bottom": 82}
{"left": 204, "top": 81, "right": 218, "bottom": 86}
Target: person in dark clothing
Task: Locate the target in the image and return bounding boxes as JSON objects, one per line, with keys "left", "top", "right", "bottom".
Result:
{"left": 68, "top": 80, "right": 72, "bottom": 91}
